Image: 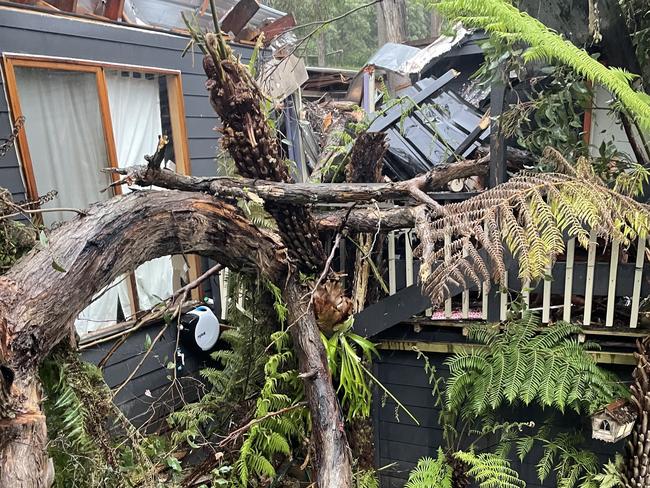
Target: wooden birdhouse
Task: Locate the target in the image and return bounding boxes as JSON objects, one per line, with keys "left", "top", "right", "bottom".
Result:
{"left": 591, "top": 399, "right": 636, "bottom": 443}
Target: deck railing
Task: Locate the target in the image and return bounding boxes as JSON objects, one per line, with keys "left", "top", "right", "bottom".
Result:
{"left": 384, "top": 229, "right": 650, "bottom": 329}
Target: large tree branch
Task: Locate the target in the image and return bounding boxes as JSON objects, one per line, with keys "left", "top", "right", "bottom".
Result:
{"left": 0, "top": 191, "right": 285, "bottom": 384}
{"left": 106, "top": 156, "right": 488, "bottom": 206}
{"left": 284, "top": 277, "right": 352, "bottom": 486}
{"left": 316, "top": 206, "right": 419, "bottom": 232}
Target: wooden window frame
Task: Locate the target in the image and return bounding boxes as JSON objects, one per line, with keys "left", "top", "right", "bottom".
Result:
{"left": 1, "top": 53, "right": 201, "bottom": 336}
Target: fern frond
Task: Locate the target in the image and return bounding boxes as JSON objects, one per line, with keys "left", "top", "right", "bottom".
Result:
{"left": 405, "top": 448, "right": 453, "bottom": 488}
{"left": 455, "top": 451, "right": 526, "bottom": 488}
{"left": 416, "top": 163, "right": 650, "bottom": 304}
{"left": 445, "top": 312, "right": 624, "bottom": 416}
{"left": 432, "top": 0, "right": 650, "bottom": 129}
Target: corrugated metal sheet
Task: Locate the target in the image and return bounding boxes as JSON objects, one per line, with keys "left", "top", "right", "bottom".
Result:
{"left": 124, "top": 0, "right": 285, "bottom": 32}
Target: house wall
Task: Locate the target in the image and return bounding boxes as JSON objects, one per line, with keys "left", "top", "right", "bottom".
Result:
{"left": 374, "top": 345, "right": 630, "bottom": 488}
{"left": 0, "top": 5, "right": 249, "bottom": 426}
{"left": 80, "top": 322, "right": 210, "bottom": 431}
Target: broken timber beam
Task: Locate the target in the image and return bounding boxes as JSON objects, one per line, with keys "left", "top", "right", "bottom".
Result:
{"left": 220, "top": 0, "right": 260, "bottom": 36}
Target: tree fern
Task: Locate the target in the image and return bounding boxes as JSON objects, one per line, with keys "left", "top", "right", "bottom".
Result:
{"left": 416, "top": 153, "right": 650, "bottom": 304}
{"left": 454, "top": 451, "right": 526, "bottom": 488}
{"left": 445, "top": 312, "right": 627, "bottom": 418}
{"left": 426, "top": 0, "right": 650, "bottom": 129}
{"left": 405, "top": 448, "right": 453, "bottom": 488}
{"left": 516, "top": 429, "right": 616, "bottom": 488}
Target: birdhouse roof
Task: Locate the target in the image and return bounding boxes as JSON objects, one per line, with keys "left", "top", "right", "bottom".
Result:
{"left": 597, "top": 399, "right": 637, "bottom": 424}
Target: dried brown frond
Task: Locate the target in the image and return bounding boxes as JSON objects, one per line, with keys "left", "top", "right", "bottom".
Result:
{"left": 415, "top": 160, "right": 650, "bottom": 305}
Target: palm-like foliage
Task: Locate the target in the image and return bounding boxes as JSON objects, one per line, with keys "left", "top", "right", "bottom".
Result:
{"left": 234, "top": 330, "right": 308, "bottom": 486}
{"left": 322, "top": 317, "right": 379, "bottom": 419}
{"left": 445, "top": 312, "right": 627, "bottom": 417}
{"left": 517, "top": 429, "right": 623, "bottom": 488}
{"left": 428, "top": 0, "right": 650, "bottom": 130}
{"left": 416, "top": 152, "right": 650, "bottom": 304}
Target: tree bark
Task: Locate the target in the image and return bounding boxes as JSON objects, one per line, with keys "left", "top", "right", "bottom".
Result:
{"left": 0, "top": 414, "right": 53, "bottom": 488}
{"left": 624, "top": 337, "right": 650, "bottom": 487}
{"left": 376, "top": 0, "right": 407, "bottom": 45}
{"left": 108, "top": 156, "right": 488, "bottom": 207}
{"left": 0, "top": 191, "right": 286, "bottom": 485}
{"left": 284, "top": 277, "right": 353, "bottom": 487}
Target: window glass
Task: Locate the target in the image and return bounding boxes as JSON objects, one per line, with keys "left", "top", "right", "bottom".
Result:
{"left": 13, "top": 67, "right": 112, "bottom": 226}
{"left": 105, "top": 70, "right": 175, "bottom": 310}
{"left": 13, "top": 66, "right": 132, "bottom": 335}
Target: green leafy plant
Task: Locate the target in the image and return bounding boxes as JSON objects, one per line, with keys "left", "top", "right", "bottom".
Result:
{"left": 353, "top": 468, "right": 380, "bottom": 488}
{"left": 517, "top": 428, "right": 623, "bottom": 488}
{"left": 40, "top": 347, "right": 156, "bottom": 488}
{"left": 445, "top": 312, "right": 627, "bottom": 417}
{"left": 168, "top": 273, "right": 274, "bottom": 450}
{"left": 234, "top": 330, "right": 308, "bottom": 486}
{"left": 454, "top": 451, "right": 525, "bottom": 488}
{"left": 427, "top": 0, "right": 650, "bottom": 129}
{"left": 322, "top": 317, "right": 378, "bottom": 419}
{"left": 405, "top": 448, "right": 453, "bottom": 488}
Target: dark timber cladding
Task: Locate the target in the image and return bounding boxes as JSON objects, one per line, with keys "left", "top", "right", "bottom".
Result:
{"left": 0, "top": 5, "right": 251, "bottom": 425}
{"left": 374, "top": 350, "right": 627, "bottom": 488}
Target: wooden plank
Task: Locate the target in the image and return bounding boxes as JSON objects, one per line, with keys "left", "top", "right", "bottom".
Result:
{"left": 405, "top": 230, "right": 414, "bottom": 287}
{"left": 462, "top": 244, "right": 469, "bottom": 319}
{"left": 444, "top": 233, "right": 452, "bottom": 318}
{"left": 583, "top": 230, "right": 598, "bottom": 326}
{"left": 377, "top": 340, "right": 636, "bottom": 365}
{"left": 220, "top": 0, "right": 260, "bottom": 36}
{"left": 219, "top": 268, "right": 230, "bottom": 320}
{"left": 260, "top": 13, "right": 296, "bottom": 42}
{"left": 500, "top": 270, "right": 508, "bottom": 321}
{"left": 542, "top": 265, "right": 552, "bottom": 324}
{"left": 166, "top": 75, "right": 191, "bottom": 176}
{"left": 563, "top": 238, "right": 576, "bottom": 322}
{"left": 48, "top": 0, "right": 76, "bottom": 12}
{"left": 488, "top": 68, "right": 507, "bottom": 188}
{"left": 388, "top": 231, "right": 397, "bottom": 295}
{"left": 605, "top": 240, "right": 620, "bottom": 327}
{"left": 102, "top": 0, "right": 125, "bottom": 21}
{"left": 482, "top": 281, "right": 488, "bottom": 320}
{"left": 630, "top": 232, "right": 646, "bottom": 328}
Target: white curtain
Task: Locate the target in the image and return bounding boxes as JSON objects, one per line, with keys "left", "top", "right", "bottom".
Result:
{"left": 106, "top": 71, "right": 174, "bottom": 311}
{"left": 14, "top": 67, "right": 132, "bottom": 335}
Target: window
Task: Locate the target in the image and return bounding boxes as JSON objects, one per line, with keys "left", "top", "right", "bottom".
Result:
{"left": 3, "top": 54, "right": 196, "bottom": 338}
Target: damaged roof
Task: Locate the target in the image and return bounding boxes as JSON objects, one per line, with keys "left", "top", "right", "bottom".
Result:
{"left": 123, "top": 0, "right": 285, "bottom": 32}
{"left": 366, "top": 26, "right": 484, "bottom": 78}
{"left": 368, "top": 70, "right": 490, "bottom": 181}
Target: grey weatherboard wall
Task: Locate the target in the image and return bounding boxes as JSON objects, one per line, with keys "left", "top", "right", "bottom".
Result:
{"left": 0, "top": 5, "right": 251, "bottom": 427}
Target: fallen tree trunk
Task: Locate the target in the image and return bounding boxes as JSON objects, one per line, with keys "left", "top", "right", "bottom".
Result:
{"left": 284, "top": 278, "right": 353, "bottom": 487}
{"left": 108, "top": 156, "right": 488, "bottom": 207}
{"left": 0, "top": 190, "right": 286, "bottom": 486}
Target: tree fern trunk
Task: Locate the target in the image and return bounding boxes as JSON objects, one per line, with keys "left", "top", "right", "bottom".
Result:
{"left": 346, "top": 132, "right": 387, "bottom": 313}
{"left": 203, "top": 38, "right": 325, "bottom": 273}
{"left": 624, "top": 337, "right": 650, "bottom": 487}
